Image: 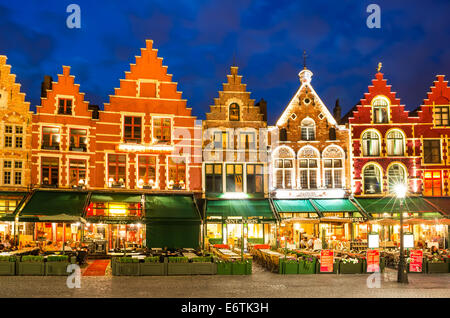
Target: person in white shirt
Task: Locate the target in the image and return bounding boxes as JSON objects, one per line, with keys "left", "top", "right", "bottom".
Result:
{"left": 307, "top": 237, "right": 314, "bottom": 249}
{"left": 313, "top": 237, "right": 322, "bottom": 250}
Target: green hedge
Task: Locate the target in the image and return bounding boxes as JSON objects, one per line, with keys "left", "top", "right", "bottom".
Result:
{"left": 0, "top": 256, "right": 16, "bottom": 262}
{"left": 47, "top": 255, "right": 69, "bottom": 262}
{"left": 116, "top": 257, "right": 139, "bottom": 263}
{"left": 21, "top": 256, "right": 44, "bottom": 262}
{"left": 168, "top": 257, "right": 189, "bottom": 263}
{"left": 144, "top": 256, "right": 160, "bottom": 263}
{"left": 191, "top": 256, "right": 213, "bottom": 263}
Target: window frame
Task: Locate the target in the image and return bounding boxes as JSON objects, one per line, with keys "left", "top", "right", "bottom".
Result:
{"left": 423, "top": 170, "right": 442, "bottom": 196}
{"left": 107, "top": 154, "right": 127, "bottom": 187}
{"left": 434, "top": 106, "right": 449, "bottom": 127}
{"left": 152, "top": 117, "right": 172, "bottom": 143}
{"left": 246, "top": 163, "right": 264, "bottom": 194}
{"left": 137, "top": 155, "right": 157, "bottom": 188}
{"left": 41, "top": 157, "right": 59, "bottom": 186}
{"left": 42, "top": 126, "right": 60, "bottom": 150}
{"left": 274, "top": 158, "right": 294, "bottom": 189}
{"left": 168, "top": 156, "right": 186, "bottom": 189}
{"left": 225, "top": 163, "right": 243, "bottom": 192}
{"left": 372, "top": 97, "right": 389, "bottom": 124}
{"left": 387, "top": 163, "right": 407, "bottom": 194}
{"left": 123, "top": 116, "right": 142, "bottom": 143}
{"left": 57, "top": 98, "right": 73, "bottom": 115}
{"left": 386, "top": 129, "right": 405, "bottom": 157}
{"left": 363, "top": 164, "right": 382, "bottom": 194}
{"left": 229, "top": 103, "right": 240, "bottom": 121}
{"left": 205, "top": 163, "right": 223, "bottom": 193}
{"left": 69, "top": 128, "right": 88, "bottom": 152}
{"left": 361, "top": 130, "right": 381, "bottom": 157}
{"left": 423, "top": 139, "right": 441, "bottom": 164}
{"left": 69, "top": 159, "right": 87, "bottom": 187}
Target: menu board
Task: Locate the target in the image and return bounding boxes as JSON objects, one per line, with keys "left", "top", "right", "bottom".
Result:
{"left": 366, "top": 249, "right": 380, "bottom": 272}
{"left": 409, "top": 250, "right": 423, "bottom": 273}
{"left": 320, "top": 250, "right": 334, "bottom": 272}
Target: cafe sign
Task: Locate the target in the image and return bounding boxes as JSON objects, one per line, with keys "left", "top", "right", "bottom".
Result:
{"left": 320, "top": 250, "right": 334, "bottom": 273}
{"left": 409, "top": 250, "right": 423, "bottom": 273}
{"left": 366, "top": 249, "right": 380, "bottom": 272}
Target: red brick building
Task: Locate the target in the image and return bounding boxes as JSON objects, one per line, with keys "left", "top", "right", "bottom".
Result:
{"left": 348, "top": 71, "right": 421, "bottom": 196}
{"left": 94, "top": 40, "right": 201, "bottom": 191}
{"left": 31, "top": 66, "right": 96, "bottom": 189}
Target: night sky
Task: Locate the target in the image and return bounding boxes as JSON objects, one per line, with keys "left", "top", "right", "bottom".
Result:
{"left": 1, "top": 0, "right": 449, "bottom": 124}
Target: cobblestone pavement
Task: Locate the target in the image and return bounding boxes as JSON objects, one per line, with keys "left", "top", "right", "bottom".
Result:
{"left": 0, "top": 264, "right": 448, "bottom": 298}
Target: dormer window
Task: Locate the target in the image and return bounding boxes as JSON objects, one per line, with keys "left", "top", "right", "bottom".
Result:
{"left": 229, "top": 103, "right": 240, "bottom": 121}
{"left": 58, "top": 98, "right": 72, "bottom": 115}
{"left": 372, "top": 97, "right": 389, "bottom": 123}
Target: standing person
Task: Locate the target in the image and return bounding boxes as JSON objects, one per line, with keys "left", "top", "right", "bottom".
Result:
{"left": 307, "top": 236, "right": 314, "bottom": 249}
{"left": 313, "top": 237, "right": 322, "bottom": 250}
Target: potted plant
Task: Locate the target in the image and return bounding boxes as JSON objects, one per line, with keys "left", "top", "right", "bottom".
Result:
{"left": 191, "top": 256, "right": 216, "bottom": 275}
{"left": 339, "top": 257, "right": 363, "bottom": 274}
{"left": 298, "top": 256, "right": 317, "bottom": 274}
{"left": 231, "top": 259, "right": 247, "bottom": 275}
{"left": 0, "top": 255, "right": 16, "bottom": 276}
{"left": 167, "top": 256, "right": 191, "bottom": 275}
{"left": 45, "top": 255, "right": 70, "bottom": 276}
{"left": 245, "top": 259, "right": 252, "bottom": 275}
{"left": 18, "top": 255, "right": 45, "bottom": 276}
{"left": 114, "top": 257, "right": 140, "bottom": 276}
{"left": 216, "top": 259, "right": 232, "bottom": 275}
{"left": 140, "top": 256, "right": 166, "bottom": 276}
{"left": 426, "top": 256, "right": 449, "bottom": 274}
{"left": 280, "top": 258, "right": 298, "bottom": 274}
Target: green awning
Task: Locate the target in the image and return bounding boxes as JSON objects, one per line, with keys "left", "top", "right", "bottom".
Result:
{"left": 145, "top": 195, "right": 200, "bottom": 221}
{"left": 312, "top": 199, "right": 360, "bottom": 212}
{"left": 423, "top": 198, "right": 450, "bottom": 217}
{"left": 273, "top": 199, "right": 317, "bottom": 213}
{"left": 18, "top": 190, "right": 88, "bottom": 222}
{"left": 354, "top": 197, "right": 441, "bottom": 215}
{"left": 206, "top": 199, "right": 275, "bottom": 219}
{"left": 90, "top": 193, "right": 142, "bottom": 204}
{"left": 0, "top": 191, "right": 27, "bottom": 198}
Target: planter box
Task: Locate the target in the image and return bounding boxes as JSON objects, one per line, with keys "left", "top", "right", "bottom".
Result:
{"left": 298, "top": 260, "right": 316, "bottom": 274}
{"left": 18, "top": 262, "right": 45, "bottom": 276}
{"left": 363, "top": 257, "right": 386, "bottom": 273}
{"left": 191, "top": 262, "right": 216, "bottom": 275}
{"left": 139, "top": 262, "right": 166, "bottom": 276}
{"left": 282, "top": 262, "right": 299, "bottom": 274}
{"left": 115, "top": 262, "right": 140, "bottom": 276}
{"left": 316, "top": 261, "right": 338, "bottom": 274}
{"left": 427, "top": 262, "right": 449, "bottom": 274}
{"left": 231, "top": 262, "right": 246, "bottom": 275}
{"left": 339, "top": 262, "right": 363, "bottom": 274}
{"left": 245, "top": 260, "right": 252, "bottom": 275}
{"left": 45, "top": 262, "right": 70, "bottom": 276}
{"left": 407, "top": 258, "right": 426, "bottom": 273}
{"left": 0, "top": 261, "right": 16, "bottom": 276}
{"left": 217, "top": 262, "right": 232, "bottom": 275}
{"left": 167, "top": 263, "right": 191, "bottom": 275}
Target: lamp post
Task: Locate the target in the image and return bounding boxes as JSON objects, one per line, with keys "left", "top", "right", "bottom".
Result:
{"left": 394, "top": 184, "right": 408, "bottom": 284}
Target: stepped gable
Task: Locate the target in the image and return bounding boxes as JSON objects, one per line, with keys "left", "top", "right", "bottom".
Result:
{"left": 422, "top": 75, "right": 449, "bottom": 106}
{"left": 0, "top": 55, "right": 30, "bottom": 115}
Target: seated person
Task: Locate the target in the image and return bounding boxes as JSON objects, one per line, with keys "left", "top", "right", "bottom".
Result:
{"left": 431, "top": 245, "right": 439, "bottom": 256}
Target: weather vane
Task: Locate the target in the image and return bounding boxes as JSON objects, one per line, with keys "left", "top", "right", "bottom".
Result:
{"left": 377, "top": 62, "right": 382, "bottom": 72}
{"left": 303, "top": 50, "right": 308, "bottom": 69}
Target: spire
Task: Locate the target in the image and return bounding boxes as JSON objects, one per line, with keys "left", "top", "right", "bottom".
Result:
{"left": 333, "top": 99, "right": 342, "bottom": 123}
{"left": 303, "top": 50, "right": 308, "bottom": 70}
{"left": 299, "top": 50, "right": 313, "bottom": 84}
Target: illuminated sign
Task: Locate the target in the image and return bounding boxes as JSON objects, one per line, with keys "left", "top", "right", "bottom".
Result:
{"left": 116, "top": 144, "right": 174, "bottom": 152}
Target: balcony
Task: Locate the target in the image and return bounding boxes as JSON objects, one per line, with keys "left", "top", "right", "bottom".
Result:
{"left": 69, "top": 144, "right": 87, "bottom": 152}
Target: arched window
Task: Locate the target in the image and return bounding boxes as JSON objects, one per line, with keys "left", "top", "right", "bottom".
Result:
{"left": 362, "top": 130, "right": 381, "bottom": 156}
{"left": 387, "top": 164, "right": 406, "bottom": 193}
{"left": 301, "top": 118, "right": 315, "bottom": 141}
{"left": 323, "top": 146, "right": 344, "bottom": 189}
{"left": 298, "top": 146, "right": 319, "bottom": 189}
{"left": 363, "top": 164, "right": 382, "bottom": 194}
{"left": 372, "top": 97, "right": 389, "bottom": 123}
{"left": 273, "top": 147, "right": 295, "bottom": 189}
{"left": 229, "top": 103, "right": 240, "bottom": 121}
{"left": 386, "top": 130, "right": 405, "bottom": 156}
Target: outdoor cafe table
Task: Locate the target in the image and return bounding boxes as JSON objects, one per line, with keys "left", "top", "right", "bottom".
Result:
{"left": 0, "top": 247, "right": 40, "bottom": 256}
{"left": 217, "top": 248, "right": 241, "bottom": 260}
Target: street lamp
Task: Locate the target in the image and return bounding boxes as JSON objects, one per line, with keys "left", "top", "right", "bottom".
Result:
{"left": 394, "top": 183, "right": 408, "bottom": 284}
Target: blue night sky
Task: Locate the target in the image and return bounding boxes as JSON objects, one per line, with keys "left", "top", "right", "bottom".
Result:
{"left": 0, "top": 0, "right": 449, "bottom": 124}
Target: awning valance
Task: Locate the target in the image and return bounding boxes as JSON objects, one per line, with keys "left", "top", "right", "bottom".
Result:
{"left": 206, "top": 199, "right": 275, "bottom": 219}
{"left": 18, "top": 190, "right": 88, "bottom": 222}
{"left": 90, "top": 193, "right": 143, "bottom": 204}
{"left": 272, "top": 199, "right": 317, "bottom": 213}
{"left": 354, "top": 197, "right": 442, "bottom": 215}
{"left": 311, "top": 199, "right": 360, "bottom": 213}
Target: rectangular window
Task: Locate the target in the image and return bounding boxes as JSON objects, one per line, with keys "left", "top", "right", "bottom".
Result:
{"left": 69, "top": 129, "right": 87, "bottom": 151}
{"left": 4, "top": 125, "right": 13, "bottom": 148}
{"left": 58, "top": 98, "right": 72, "bottom": 115}
{"left": 108, "top": 154, "right": 126, "bottom": 187}
{"left": 299, "top": 159, "right": 317, "bottom": 189}
{"left": 153, "top": 118, "right": 171, "bottom": 143}
{"left": 205, "top": 163, "right": 222, "bottom": 193}
{"left": 168, "top": 157, "right": 186, "bottom": 189}
{"left": 41, "top": 157, "right": 59, "bottom": 186}
{"left": 239, "top": 132, "right": 256, "bottom": 150}
{"left": 124, "top": 116, "right": 142, "bottom": 143}
{"left": 423, "top": 171, "right": 442, "bottom": 196}
{"left": 435, "top": 106, "right": 449, "bottom": 126}
{"left": 69, "top": 159, "right": 87, "bottom": 187}
{"left": 423, "top": 140, "right": 441, "bottom": 164}
{"left": 301, "top": 127, "right": 315, "bottom": 141}
{"left": 373, "top": 107, "right": 388, "bottom": 123}
{"left": 42, "top": 127, "right": 60, "bottom": 150}
{"left": 246, "top": 164, "right": 263, "bottom": 194}
{"left": 213, "top": 131, "right": 228, "bottom": 149}
{"left": 3, "top": 171, "right": 11, "bottom": 185}
{"left": 275, "top": 159, "right": 293, "bottom": 189}
{"left": 2, "top": 160, "right": 23, "bottom": 186}
{"left": 4, "top": 125, "right": 24, "bottom": 148}
{"left": 138, "top": 155, "right": 157, "bottom": 188}
{"left": 324, "top": 159, "right": 343, "bottom": 188}
{"left": 14, "top": 171, "right": 22, "bottom": 185}
{"left": 226, "top": 164, "right": 243, "bottom": 192}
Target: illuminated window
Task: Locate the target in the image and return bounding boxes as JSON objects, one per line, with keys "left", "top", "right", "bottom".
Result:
{"left": 275, "top": 159, "right": 293, "bottom": 189}
{"left": 58, "top": 98, "right": 72, "bottom": 115}
{"left": 372, "top": 97, "right": 389, "bottom": 123}
{"left": 168, "top": 157, "right": 186, "bottom": 189}
{"left": 226, "top": 164, "right": 243, "bottom": 192}
{"left": 423, "top": 171, "right": 442, "bottom": 196}
{"left": 205, "top": 163, "right": 222, "bottom": 193}
{"left": 4, "top": 125, "right": 23, "bottom": 149}
{"left": 138, "top": 155, "right": 157, "bottom": 188}
{"left": 108, "top": 154, "right": 126, "bottom": 187}
{"left": 363, "top": 164, "right": 382, "bottom": 194}
{"left": 298, "top": 146, "right": 319, "bottom": 189}
{"left": 246, "top": 164, "right": 263, "bottom": 194}
{"left": 124, "top": 116, "right": 142, "bottom": 143}
{"left": 301, "top": 118, "right": 315, "bottom": 141}
{"left": 69, "top": 159, "right": 86, "bottom": 187}
{"left": 213, "top": 131, "right": 228, "bottom": 149}
{"left": 239, "top": 132, "right": 255, "bottom": 150}
{"left": 229, "top": 103, "right": 240, "bottom": 121}
{"left": 41, "top": 157, "right": 59, "bottom": 186}
{"left": 42, "top": 127, "right": 60, "bottom": 150}
{"left": 386, "top": 130, "right": 405, "bottom": 156}
{"left": 362, "top": 130, "right": 380, "bottom": 156}
{"left": 153, "top": 118, "right": 171, "bottom": 143}
{"left": 423, "top": 140, "right": 441, "bottom": 164}
{"left": 434, "top": 106, "right": 449, "bottom": 126}
{"left": 388, "top": 164, "right": 406, "bottom": 193}
{"left": 69, "top": 129, "right": 87, "bottom": 151}
{"left": 323, "top": 146, "right": 344, "bottom": 189}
